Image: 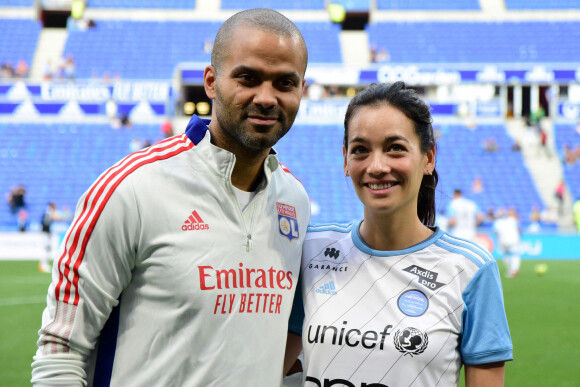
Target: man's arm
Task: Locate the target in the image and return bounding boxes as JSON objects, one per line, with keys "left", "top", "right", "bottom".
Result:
{"left": 284, "top": 332, "right": 303, "bottom": 376}
{"left": 465, "top": 362, "right": 505, "bottom": 387}
{"left": 31, "top": 175, "right": 138, "bottom": 385}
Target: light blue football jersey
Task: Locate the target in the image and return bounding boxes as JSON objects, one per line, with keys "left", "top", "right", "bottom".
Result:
{"left": 292, "top": 220, "right": 513, "bottom": 387}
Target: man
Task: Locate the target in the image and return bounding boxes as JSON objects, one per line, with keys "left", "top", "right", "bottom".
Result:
{"left": 32, "top": 9, "right": 310, "bottom": 386}
{"left": 39, "top": 202, "right": 58, "bottom": 273}
{"left": 446, "top": 189, "right": 483, "bottom": 242}
{"left": 493, "top": 207, "right": 522, "bottom": 278}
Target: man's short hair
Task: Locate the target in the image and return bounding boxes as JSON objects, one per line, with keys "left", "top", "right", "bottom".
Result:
{"left": 211, "top": 8, "right": 308, "bottom": 75}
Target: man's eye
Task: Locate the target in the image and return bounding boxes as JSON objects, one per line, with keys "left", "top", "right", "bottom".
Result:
{"left": 239, "top": 74, "right": 255, "bottom": 82}
{"left": 278, "top": 79, "right": 295, "bottom": 88}
{"left": 351, "top": 146, "right": 367, "bottom": 155}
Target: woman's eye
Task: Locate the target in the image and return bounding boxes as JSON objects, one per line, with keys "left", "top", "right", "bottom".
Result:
{"left": 351, "top": 146, "right": 367, "bottom": 155}
{"left": 390, "top": 144, "right": 406, "bottom": 152}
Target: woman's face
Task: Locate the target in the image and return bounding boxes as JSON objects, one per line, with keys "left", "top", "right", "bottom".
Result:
{"left": 343, "top": 104, "right": 434, "bottom": 219}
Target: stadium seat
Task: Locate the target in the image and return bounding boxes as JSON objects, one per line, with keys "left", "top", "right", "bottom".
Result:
{"left": 367, "top": 21, "right": 580, "bottom": 63}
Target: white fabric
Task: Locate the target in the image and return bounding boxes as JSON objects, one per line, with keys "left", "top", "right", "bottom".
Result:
{"left": 298, "top": 222, "right": 512, "bottom": 387}
{"left": 32, "top": 117, "right": 311, "bottom": 387}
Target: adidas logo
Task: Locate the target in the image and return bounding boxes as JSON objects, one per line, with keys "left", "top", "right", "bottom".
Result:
{"left": 182, "top": 210, "right": 210, "bottom": 231}
{"left": 315, "top": 281, "right": 338, "bottom": 295}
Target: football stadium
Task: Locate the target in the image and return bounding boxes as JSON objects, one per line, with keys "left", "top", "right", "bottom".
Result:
{"left": 1, "top": 0, "right": 579, "bottom": 385}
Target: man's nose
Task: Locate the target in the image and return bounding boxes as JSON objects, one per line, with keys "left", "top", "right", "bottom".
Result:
{"left": 253, "top": 83, "right": 277, "bottom": 109}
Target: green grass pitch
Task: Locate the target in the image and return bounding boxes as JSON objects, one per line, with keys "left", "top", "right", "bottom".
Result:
{"left": 1, "top": 260, "right": 579, "bottom": 386}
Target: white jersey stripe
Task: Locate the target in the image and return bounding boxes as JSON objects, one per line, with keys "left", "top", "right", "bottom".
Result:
{"left": 435, "top": 240, "right": 485, "bottom": 268}
{"left": 441, "top": 234, "right": 493, "bottom": 261}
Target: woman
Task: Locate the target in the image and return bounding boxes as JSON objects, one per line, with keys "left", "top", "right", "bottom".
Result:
{"left": 286, "top": 82, "right": 512, "bottom": 386}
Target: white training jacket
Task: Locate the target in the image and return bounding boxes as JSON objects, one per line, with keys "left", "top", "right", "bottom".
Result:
{"left": 32, "top": 115, "right": 310, "bottom": 387}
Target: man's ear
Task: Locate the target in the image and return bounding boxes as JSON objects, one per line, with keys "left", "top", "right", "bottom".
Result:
{"left": 204, "top": 65, "right": 217, "bottom": 100}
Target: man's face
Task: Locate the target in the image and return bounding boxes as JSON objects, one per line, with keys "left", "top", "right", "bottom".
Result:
{"left": 204, "top": 26, "right": 306, "bottom": 156}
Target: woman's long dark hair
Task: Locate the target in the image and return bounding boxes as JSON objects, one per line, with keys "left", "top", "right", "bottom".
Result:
{"left": 343, "top": 81, "right": 438, "bottom": 226}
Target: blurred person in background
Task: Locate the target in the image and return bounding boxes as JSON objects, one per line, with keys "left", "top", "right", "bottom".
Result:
{"left": 574, "top": 197, "right": 580, "bottom": 234}
{"left": 6, "top": 183, "right": 28, "bottom": 231}
{"left": 493, "top": 207, "right": 522, "bottom": 278}
{"left": 32, "top": 8, "right": 310, "bottom": 386}
{"left": 447, "top": 188, "right": 484, "bottom": 242}
{"left": 39, "top": 202, "right": 72, "bottom": 273}
{"left": 286, "top": 82, "right": 512, "bottom": 387}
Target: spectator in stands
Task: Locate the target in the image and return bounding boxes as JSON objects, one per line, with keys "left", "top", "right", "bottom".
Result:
{"left": 370, "top": 43, "right": 389, "bottom": 63}
{"left": 160, "top": 116, "right": 173, "bottom": 138}
{"left": 563, "top": 144, "right": 576, "bottom": 164}
{"left": 6, "top": 183, "right": 27, "bottom": 215}
{"left": 471, "top": 176, "right": 484, "bottom": 194}
{"left": 32, "top": 9, "right": 310, "bottom": 386}
{"left": 129, "top": 138, "right": 142, "bottom": 153}
{"left": 6, "top": 184, "right": 28, "bottom": 231}
{"left": 15, "top": 59, "right": 29, "bottom": 78}
{"left": 0, "top": 61, "right": 15, "bottom": 79}
{"left": 63, "top": 54, "right": 76, "bottom": 80}
{"left": 42, "top": 60, "right": 54, "bottom": 80}
{"left": 482, "top": 136, "right": 499, "bottom": 153}
{"left": 203, "top": 37, "right": 213, "bottom": 54}
{"left": 554, "top": 180, "right": 566, "bottom": 216}
{"left": 527, "top": 204, "right": 542, "bottom": 233}
{"left": 285, "top": 81, "right": 512, "bottom": 387}
{"left": 537, "top": 126, "right": 551, "bottom": 158}
{"left": 485, "top": 206, "right": 496, "bottom": 223}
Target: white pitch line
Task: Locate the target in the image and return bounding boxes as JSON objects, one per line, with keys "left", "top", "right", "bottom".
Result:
{"left": 1, "top": 276, "right": 52, "bottom": 285}
{"left": 0, "top": 296, "right": 47, "bottom": 307}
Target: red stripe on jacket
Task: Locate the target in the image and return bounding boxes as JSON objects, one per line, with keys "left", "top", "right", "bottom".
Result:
{"left": 55, "top": 135, "right": 194, "bottom": 305}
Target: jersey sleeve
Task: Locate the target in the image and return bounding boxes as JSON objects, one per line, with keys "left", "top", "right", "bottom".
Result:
{"left": 460, "top": 259, "right": 513, "bottom": 365}
{"left": 31, "top": 175, "right": 140, "bottom": 385}
{"left": 288, "top": 276, "right": 304, "bottom": 335}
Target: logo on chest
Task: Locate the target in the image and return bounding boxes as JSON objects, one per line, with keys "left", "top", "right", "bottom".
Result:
{"left": 403, "top": 265, "right": 445, "bottom": 290}
{"left": 276, "top": 202, "right": 299, "bottom": 241}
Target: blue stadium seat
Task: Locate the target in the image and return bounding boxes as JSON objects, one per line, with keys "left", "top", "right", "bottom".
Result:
{"left": 63, "top": 20, "right": 341, "bottom": 79}
{"left": 505, "top": 0, "right": 580, "bottom": 10}
{"left": 0, "top": 123, "right": 162, "bottom": 231}
{"left": 554, "top": 123, "right": 580, "bottom": 200}
{"left": 0, "top": 19, "right": 41, "bottom": 70}
{"left": 377, "top": 0, "right": 479, "bottom": 10}
{"left": 0, "top": 0, "right": 34, "bottom": 6}
{"left": 220, "top": 0, "right": 325, "bottom": 10}
{"left": 88, "top": 0, "right": 196, "bottom": 9}
{"left": 367, "top": 21, "right": 580, "bottom": 63}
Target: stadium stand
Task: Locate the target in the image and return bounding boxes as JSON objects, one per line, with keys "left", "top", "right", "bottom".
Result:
{"left": 0, "top": 19, "right": 41, "bottom": 72}
{"left": 435, "top": 124, "right": 544, "bottom": 225}
{"left": 87, "top": 0, "right": 196, "bottom": 9}
{"left": 330, "top": 0, "right": 370, "bottom": 11}
{"left": 0, "top": 0, "right": 34, "bottom": 6}
{"left": 63, "top": 20, "right": 341, "bottom": 79}
{"left": 0, "top": 123, "right": 162, "bottom": 230}
{"left": 376, "top": 0, "right": 480, "bottom": 11}
{"left": 367, "top": 21, "right": 580, "bottom": 63}
{"left": 504, "top": 0, "right": 580, "bottom": 10}
{"left": 554, "top": 123, "right": 580, "bottom": 199}
{"left": 221, "top": 0, "right": 325, "bottom": 10}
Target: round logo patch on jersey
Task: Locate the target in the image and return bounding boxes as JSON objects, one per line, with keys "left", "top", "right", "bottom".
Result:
{"left": 397, "top": 289, "right": 429, "bottom": 317}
